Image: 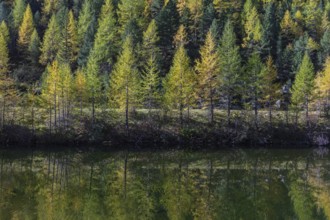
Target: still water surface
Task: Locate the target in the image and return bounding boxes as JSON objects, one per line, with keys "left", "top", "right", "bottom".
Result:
{"left": 0, "top": 148, "right": 329, "bottom": 220}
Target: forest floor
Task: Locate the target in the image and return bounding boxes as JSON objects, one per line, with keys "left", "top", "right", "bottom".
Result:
{"left": 0, "top": 108, "right": 329, "bottom": 148}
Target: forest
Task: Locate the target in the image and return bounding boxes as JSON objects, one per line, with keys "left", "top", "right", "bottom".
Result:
{"left": 0, "top": 0, "right": 329, "bottom": 147}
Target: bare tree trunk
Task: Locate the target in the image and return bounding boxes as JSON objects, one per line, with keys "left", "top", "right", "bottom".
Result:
{"left": 227, "top": 95, "right": 231, "bottom": 125}
{"left": 125, "top": 85, "right": 129, "bottom": 134}
{"left": 124, "top": 155, "right": 128, "bottom": 199}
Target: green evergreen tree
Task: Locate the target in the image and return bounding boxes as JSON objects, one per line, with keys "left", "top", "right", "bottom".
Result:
{"left": 28, "top": 28, "right": 40, "bottom": 64}
{"left": 109, "top": 36, "right": 140, "bottom": 132}
{"left": 243, "top": 6, "right": 263, "bottom": 51}
{"left": 77, "top": 18, "right": 96, "bottom": 67}
{"left": 85, "top": 54, "right": 101, "bottom": 126}
{"left": 318, "top": 28, "right": 330, "bottom": 66}
{"left": 243, "top": 52, "right": 265, "bottom": 123}
{"left": 261, "top": 2, "right": 278, "bottom": 59}
{"left": 164, "top": 45, "right": 196, "bottom": 126}
{"left": 141, "top": 55, "right": 161, "bottom": 111}
{"left": 12, "top": 0, "right": 26, "bottom": 28}
{"left": 57, "top": 10, "right": 78, "bottom": 65}
{"left": 39, "top": 14, "right": 60, "bottom": 65}
{"left": 291, "top": 52, "right": 315, "bottom": 123}
{"left": 141, "top": 19, "right": 161, "bottom": 70}
{"left": 77, "top": 0, "right": 94, "bottom": 46}
{"left": 218, "top": 20, "right": 241, "bottom": 123}
{"left": 118, "top": 0, "right": 146, "bottom": 32}
{"left": 155, "top": 0, "right": 180, "bottom": 73}
{"left": 195, "top": 29, "right": 220, "bottom": 123}
{"left": 89, "top": 0, "right": 118, "bottom": 71}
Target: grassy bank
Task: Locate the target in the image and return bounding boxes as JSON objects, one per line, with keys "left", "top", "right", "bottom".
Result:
{"left": 0, "top": 108, "right": 329, "bottom": 148}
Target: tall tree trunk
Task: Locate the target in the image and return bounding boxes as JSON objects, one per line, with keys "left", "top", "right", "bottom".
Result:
{"left": 124, "top": 155, "right": 128, "bottom": 199}
{"left": 92, "top": 92, "right": 95, "bottom": 128}
{"left": 2, "top": 96, "right": 5, "bottom": 130}
{"left": 125, "top": 85, "right": 129, "bottom": 134}
{"left": 269, "top": 97, "right": 272, "bottom": 128}
{"left": 306, "top": 95, "right": 309, "bottom": 126}
{"left": 227, "top": 95, "right": 231, "bottom": 125}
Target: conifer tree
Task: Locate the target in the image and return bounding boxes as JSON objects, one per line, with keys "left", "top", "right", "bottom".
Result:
{"left": 291, "top": 52, "right": 315, "bottom": 123}
{"left": 195, "top": 29, "right": 220, "bottom": 123}
{"left": 218, "top": 20, "right": 241, "bottom": 123}
{"left": 42, "top": 60, "right": 60, "bottom": 130}
{"left": 74, "top": 69, "right": 87, "bottom": 115}
{"left": 109, "top": 36, "right": 140, "bottom": 132}
{"left": 164, "top": 45, "right": 196, "bottom": 126}
{"left": 0, "top": 21, "right": 9, "bottom": 44}
{"left": 28, "top": 28, "right": 40, "bottom": 64}
{"left": 118, "top": 0, "right": 146, "bottom": 32}
{"left": 280, "top": 10, "right": 301, "bottom": 45}
{"left": 315, "top": 57, "right": 330, "bottom": 116}
{"left": 156, "top": 0, "right": 180, "bottom": 73}
{"left": 12, "top": 0, "right": 26, "bottom": 28}
{"left": 243, "top": 52, "right": 265, "bottom": 123}
{"left": 40, "top": 14, "right": 60, "bottom": 65}
{"left": 0, "top": 34, "right": 9, "bottom": 75}
{"left": 141, "top": 55, "right": 161, "bottom": 111}
{"left": 319, "top": 28, "right": 330, "bottom": 66}
{"left": 261, "top": 56, "right": 281, "bottom": 126}
{"left": 18, "top": 4, "right": 34, "bottom": 51}
{"left": 85, "top": 54, "right": 101, "bottom": 126}
{"left": 261, "top": 2, "right": 278, "bottom": 59}
{"left": 57, "top": 10, "right": 78, "bottom": 65}
{"left": 243, "top": 6, "right": 263, "bottom": 51}
{"left": 141, "top": 19, "right": 161, "bottom": 65}
{"left": 77, "top": 0, "right": 94, "bottom": 46}
{"left": 90, "top": 0, "right": 117, "bottom": 69}
{"left": 77, "top": 18, "right": 96, "bottom": 67}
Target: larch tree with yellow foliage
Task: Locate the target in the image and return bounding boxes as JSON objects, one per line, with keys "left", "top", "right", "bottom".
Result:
{"left": 195, "top": 29, "right": 220, "bottom": 123}
{"left": 109, "top": 36, "right": 140, "bottom": 132}
{"left": 18, "top": 4, "right": 34, "bottom": 52}
{"left": 74, "top": 69, "right": 87, "bottom": 116}
{"left": 315, "top": 57, "right": 330, "bottom": 116}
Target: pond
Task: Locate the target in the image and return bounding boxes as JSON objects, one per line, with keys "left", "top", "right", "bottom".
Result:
{"left": 0, "top": 148, "right": 329, "bottom": 220}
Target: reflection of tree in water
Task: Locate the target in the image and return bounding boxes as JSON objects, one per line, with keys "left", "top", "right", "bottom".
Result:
{"left": 0, "top": 149, "right": 329, "bottom": 219}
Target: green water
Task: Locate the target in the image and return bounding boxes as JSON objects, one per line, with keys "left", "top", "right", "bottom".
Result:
{"left": 0, "top": 148, "right": 329, "bottom": 220}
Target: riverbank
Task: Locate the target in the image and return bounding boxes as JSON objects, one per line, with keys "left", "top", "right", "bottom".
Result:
{"left": 0, "top": 109, "right": 328, "bottom": 149}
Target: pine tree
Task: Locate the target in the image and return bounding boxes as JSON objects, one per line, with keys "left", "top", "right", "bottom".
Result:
{"left": 155, "top": 0, "right": 180, "bottom": 73}
{"left": 77, "top": 18, "right": 96, "bottom": 67}
{"left": 218, "top": 20, "right": 241, "bottom": 123}
{"left": 18, "top": 4, "right": 34, "bottom": 51}
{"left": 90, "top": 0, "right": 118, "bottom": 69}
{"left": 74, "top": 69, "right": 87, "bottom": 115}
{"left": 164, "top": 45, "right": 196, "bottom": 126}
{"left": 261, "top": 56, "right": 281, "bottom": 126}
{"left": 57, "top": 10, "right": 78, "bottom": 65}
{"left": 0, "top": 34, "right": 9, "bottom": 75}
{"left": 42, "top": 0, "right": 60, "bottom": 18}
{"left": 195, "top": 29, "right": 220, "bottom": 123}
{"left": 261, "top": 2, "right": 278, "bottom": 59}
{"left": 243, "top": 6, "right": 263, "bottom": 51}
{"left": 28, "top": 28, "right": 40, "bottom": 64}
{"left": 141, "top": 19, "right": 161, "bottom": 63}
{"left": 243, "top": 52, "right": 265, "bottom": 123}
{"left": 291, "top": 52, "right": 315, "bottom": 123}
{"left": 42, "top": 60, "right": 60, "bottom": 130}
{"left": 39, "top": 14, "right": 60, "bottom": 65}
{"left": 319, "top": 28, "right": 330, "bottom": 66}
{"left": 0, "top": 21, "right": 9, "bottom": 44}
{"left": 12, "top": 0, "right": 26, "bottom": 28}
{"left": 141, "top": 55, "right": 161, "bottom": 111}
{"left": 85, "top": 54, "right": 101, "bottom": 126}
{"left": 280, "top": 10, "right": 301, "bottom": 45}
{"left": 77, "top": 0, "right": 94, "bottom": 46}
{"left": 109, "top": 36, "right": 140, "bottom": 132}
{"left": 315, "top": 57, "right": 330, "bottom": 116}
{"left": 118, "top": 0, "right": 146, "bottom": 32}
